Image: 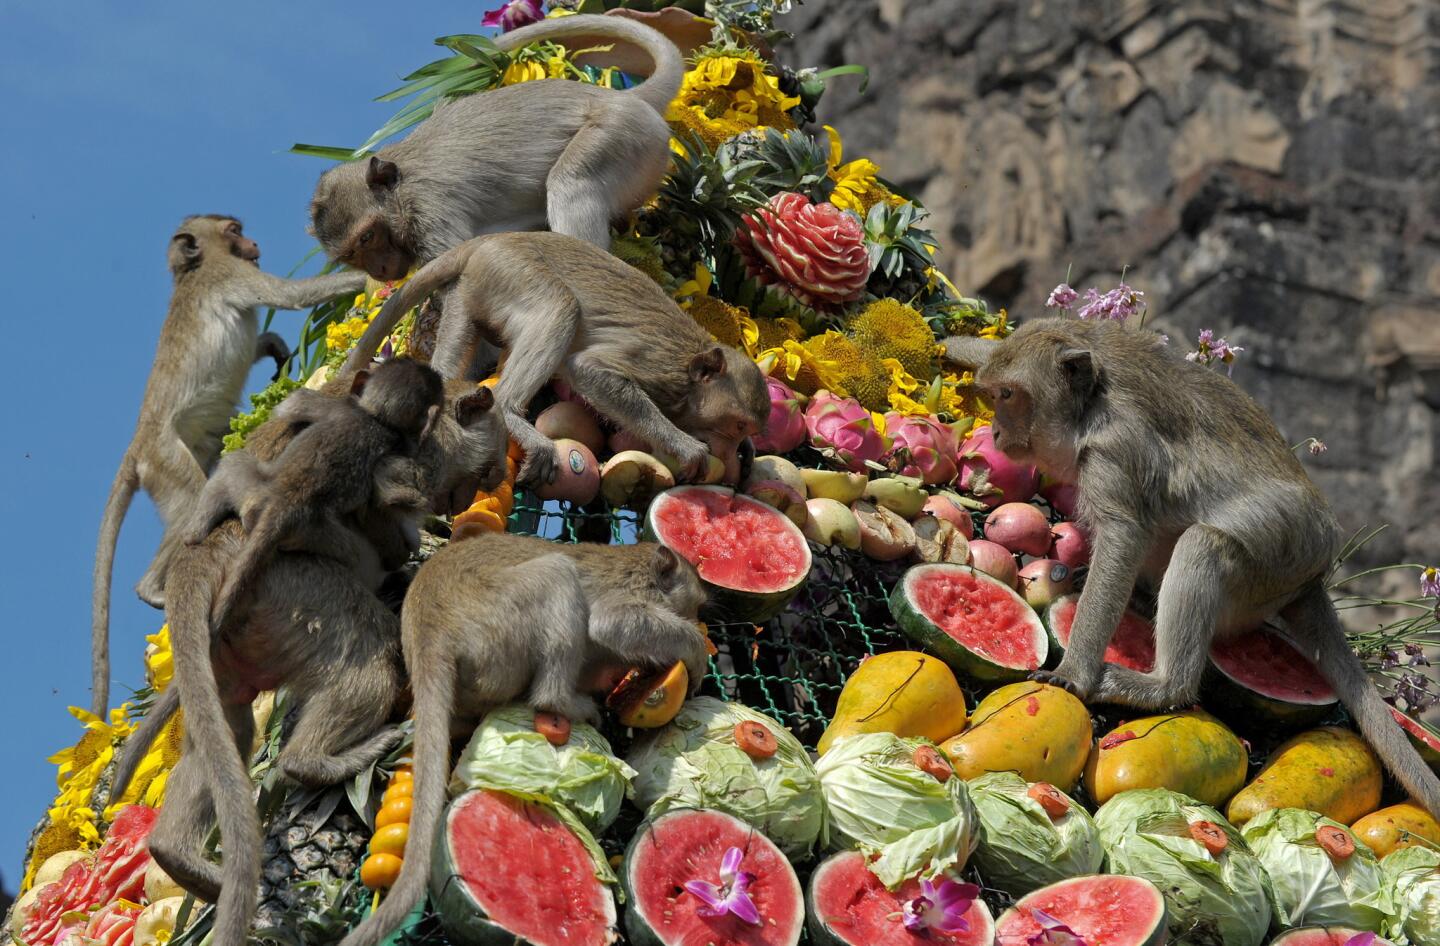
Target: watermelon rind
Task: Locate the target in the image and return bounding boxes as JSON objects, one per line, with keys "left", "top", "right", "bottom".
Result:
{"left": 1269, "top": 928, "right": 1398, "bottom": 946}
{"left": 889, "top": 564, "right": 1047, "bottom": 683}
{"left": 805, "top": 851, "right": 995, "bottom": 946}
{"left": 993, "top": 874, "right": 1167, "bottom": 946}
{"left": 1391, "top": 706, "right": 1440, "bottom": 774}
{"left": 623, "top": 807, "right": 804, "bottom": 946}
{"left": 643, "top": 485, "right": 812, "bottom": 624}
{"left": 1202, "top": 626, "right": 1338, "bottom": 732}
{"left": 1042, "top": 594, "right": 1155, "bottom": 673}
{"left": 430, "top": 790, "right": 618, "bottom": 946}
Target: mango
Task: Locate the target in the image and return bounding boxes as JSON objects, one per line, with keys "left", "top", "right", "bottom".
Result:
{"left": 942, "top": 682, "right": 1092, "bottom": 791}
{"left": 818, "top": 651, "right": 967, "bottom": 754}
{"left": 1084, "top": 709, "right": 1247, "bottom": 808}
{"left": 1351, "top": 801, "right": 1440, "bottom": 858}
{"left": 1225, "top": 726, "right": 1382, "bottom": 827}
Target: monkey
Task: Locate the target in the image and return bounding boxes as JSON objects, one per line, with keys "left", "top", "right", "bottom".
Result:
{"left": 334, "top": 532, "right": 711, "bottom": 946}
{"left": 106, "top": 374, "right": 509, "bottom": 946}
{"left": 948, "top": 316, "right": 1440, "bottom": 817}
{"left": 179, "top": 357, "right": 449, "bottom": 628}
{"left": 340, "top": 231, "right": 771, "bottom": 488}
{"left": 90, "top": 215, "right": 367, "bottom": 715}
{"left": 308, "top": 13, "right": 684, "bottom": 280}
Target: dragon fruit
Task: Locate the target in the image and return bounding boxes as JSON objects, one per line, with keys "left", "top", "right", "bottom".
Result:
{"left": 753, "top": 377, "right": 807, "bottom": 454}
{"left": 804, "top": 390, "right": 888, "bottom": 472}
{"left": 884, "top": 413, "right": 959, "bottom": 485}
{"left": 958, "top": 425, "right": 1039, "bottom": 508}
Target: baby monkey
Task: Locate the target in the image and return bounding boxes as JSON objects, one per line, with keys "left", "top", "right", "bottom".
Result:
{"left": 335, "top": 533, "right": 710, "bottom": 946}
{"left": 184, "top": 357, "right": 452, "bottom": 627}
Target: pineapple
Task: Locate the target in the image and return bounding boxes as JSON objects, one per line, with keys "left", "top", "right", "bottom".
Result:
{"left": 253, "top": 786, "right": 371, "bottom": 942}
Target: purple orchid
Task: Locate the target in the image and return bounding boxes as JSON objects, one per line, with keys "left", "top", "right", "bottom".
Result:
{"left": 1422, "top": 567, "right": 1440, "bottom": 600}
{"left": 1045, "top": 283, "right": 1078, "bottom": 312}
{"left": 1027, "top": 909, "right": 1088, "bottom": 946}
{"left": 1344, "top": 934, "right": 1377, "bottom": 946}
{"left": 482, "top": 0, "right": 543, "bottom": 31}
{"left": 683, "top": 847, "right": 761, "bottom": 925}
{"left": 898, "top": 876, "right": 979, "bottom": 935}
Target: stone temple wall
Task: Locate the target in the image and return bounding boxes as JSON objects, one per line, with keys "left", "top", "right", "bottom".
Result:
{"left": 783, "top": 0, "right": 1440, "bottom": 581}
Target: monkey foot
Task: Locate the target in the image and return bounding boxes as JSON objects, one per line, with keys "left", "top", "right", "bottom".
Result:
{"left": 1028, "top": 669, "right": 1090, "bottom": 700}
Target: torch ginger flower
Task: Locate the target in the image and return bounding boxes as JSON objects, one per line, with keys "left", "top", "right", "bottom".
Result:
{"left": 736, "top": 192, "right": 871, "bottom": 307}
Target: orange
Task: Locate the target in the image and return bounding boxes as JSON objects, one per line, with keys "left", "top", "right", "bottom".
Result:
{"left": 361, "top": 853, "right": 403, "bottom": 890}
{"left": 381, "top": 782, "right": 414, "bottom": 804}
{"left": 369, "top": 822, "right": 409, "bottom": 858}
{"left": 376, "top": 797, "right": 413, "bottom": 828}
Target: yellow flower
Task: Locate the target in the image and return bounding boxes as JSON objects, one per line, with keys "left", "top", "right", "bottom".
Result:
{"left": 979, "top": 308, "right": 1010, "bottom": 340}
{"left": 666, "top": 51, "right": 799, "bottom": 149}
{"left": 823, "top": 126, "right": 900, "bottom": 215}
{"left": 675, "top": 263, "right": 713, "bottom": 308}
{"left": 502, "top": 60, "right": 548, "bottom": 85}
{"left": 755, "top": 339, "right": 843, "bottom": 396}
{"left": 144, "top": 626, "right": 173, "bottom": 691}
{"left": 848, "top": 298, "right": 941, "bottom": 380}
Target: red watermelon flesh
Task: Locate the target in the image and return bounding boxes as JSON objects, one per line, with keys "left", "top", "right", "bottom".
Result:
{"left": 83, "top": 900, "right": 141, "bottom": 946}
{"left": 648, "top": 487, "right": 810, "bottom": 594}
{"left": 23, "top": 806, "right": 158, "bottom": 946}
{"left": 1270, "top": 930, "right": 1396, "bottom": 946}
{"left": 626, "top": 809, "right": 803, "bottom": 946}
{"left": 1047, "top": 596, "right": 1155, "bottom": 672}
{"left": 1210, "top": 627, "right": 1336, "bottom": 704}
{"left": 912, "top": 568, "right": 1043, "bottom": 670}
{"left": 446, "top": 790, "right": 615, "bottom": 946}
{"left": 808, "top": 851, "right": 993, "bottom": 946}
{"left": 994, "top": 875, "right": 1166, "bottom": 946}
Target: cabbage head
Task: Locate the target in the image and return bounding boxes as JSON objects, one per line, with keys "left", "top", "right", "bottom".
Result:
{"left": 1095, "top": 788, "right": 1273, "bottom": 946}
{"left": 967, "top": 772, "right": 1102, "bottom": 897}
{"left": 626, "top": 697, "right": 826, "bottom": 858}
{"left": 1240, "top": 807, "right": 1392, "bottom": 932}
{"left": 449, "top": 704, "right": 635, "bottom": 833}
{"left": 814, "top": 731, "right": 977, "bottom": 888}
{"left": 1383, "top": 845, "right": 1440, "bottom": 946}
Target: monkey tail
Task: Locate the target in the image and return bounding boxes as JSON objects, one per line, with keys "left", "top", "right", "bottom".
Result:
{"left": 341, "top": 249, "right": 472, "bottom": 377}
{"left": 491, "top": 13, "right": 684, "bottom": 116}
{"left": 337, "top": 646, "right": 454, "bottom": 946}
{"left": 108, "top": 685, "right": 180, "bottom": 808}
{"left": 1285, "top": 581, "right": 1440, "bottom": 818}
{"left": 167, "top": 547, "right": 262, "bottom": 946}
{"left": 92, "top": 449, "right": 140, "bottom": 716}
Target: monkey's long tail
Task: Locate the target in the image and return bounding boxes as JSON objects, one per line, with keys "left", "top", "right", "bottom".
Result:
{"left": 108, "top": 685, "right": 180, "bottom": 808}
{"left": 492, "top": 13, "right": 685, "bottom": 117}
{"left": 1286, "top": 581, "right": 1440, "bottom": 818}
{"left": 342, "top": 248, "right": 471, "bottom": 377}
{"left": 167, "top": 547, "right": 262, "bottom": 946}
{"left": 92, "top": 450, "right": 140, "bottom": 716}
{"left": 337, "top": 649, "right": 455, "bottom": 946}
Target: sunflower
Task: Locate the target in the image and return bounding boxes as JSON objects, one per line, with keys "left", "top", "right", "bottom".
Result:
{"left": 824, "top": 126, "right": 902, "bottom": 216}
{"left": 666, "top": 50, "right": 800, "bottom": 150}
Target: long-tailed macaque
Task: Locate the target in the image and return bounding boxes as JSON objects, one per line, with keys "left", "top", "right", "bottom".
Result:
{"left": 91, "top": 215, "right": 365, "bottom": 715}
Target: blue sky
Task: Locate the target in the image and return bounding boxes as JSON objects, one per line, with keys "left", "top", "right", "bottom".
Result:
{"left": 0, "top": 0, "right": 486, "bottom": 889}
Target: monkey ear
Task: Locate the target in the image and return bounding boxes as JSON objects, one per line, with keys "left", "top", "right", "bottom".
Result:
{"left": 454, "top": 387, "right": 495, "bottom": 427}
{"left": 418, "top": 403, "right": 441, "bottom": 444}
{"left": 651, "top": 545, "right": 681, "bottom": 581}
{"left": 687, "top": 346, "right": 727, "bottom": 383}
{"left": 367, "top": 157, "right": 399, "bottom": 191}
{"left": 349, "top": 369, "right": 372, "bottom": 399}
{"left": 167, "top": 233, "right": 201, "bottom": 272}
{"left": 1059, "top": 347, "right": 1101, "bottom": 400}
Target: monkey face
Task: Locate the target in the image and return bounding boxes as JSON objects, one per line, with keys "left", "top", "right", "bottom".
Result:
{"left": 344, "top": 217, "right": 413, "bottom": 282}
{"left": 222, "top": 219, "right": 261, "bottom": 264}
{"left": 679, "top": 346, "right": 769, "bottom": 455}
{"left": 979, "top": 331, "right": 1096, "bottom": 479}
{"left": 168, "top": 215, "right": 256, "bottom": 274}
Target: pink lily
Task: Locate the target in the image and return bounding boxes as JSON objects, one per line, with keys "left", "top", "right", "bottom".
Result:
{"left": 899, "top": 876, "right": 979, "bottom": 935}
{"left": 683, "top": 846, "right": 761, "bottom": 925}
{"left": 1027, "top": 909, "right": 1087, "bottom": 946}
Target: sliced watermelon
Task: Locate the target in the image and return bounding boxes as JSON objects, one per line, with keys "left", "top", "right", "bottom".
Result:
{"left": 1204, "top": 626, "right": 1338, "bottom": 729}
{"left": 806, "top": 851, "right": 994, "bottom": 946}
{"left": 993, "top": 874, "right": 1167, "bottom": 946}
{"left": 430, "top": 789, "right": 618, "bottom": 946}
{"left": 1270, "top": 928, "right": 1397, "bottom": 946}
{"left": 623, "top": 808, "right": 803, "bottom": 946}
{"left": 1043, "top": 594, "right": 1155, "bottom": 672}
{"left": 1391, "top": 706, "right": 1440, "bottom": 774}
{"left": 890, "top": 564, "right": 1048, "bottom": 682}
{"left": 644, "top": 486, "right": 812, "bottom": 623}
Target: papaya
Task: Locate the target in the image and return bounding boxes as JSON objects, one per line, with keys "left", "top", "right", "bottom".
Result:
{"left": 817, "top": 651, "right": 967, "bottom": 754}
{"left": 941, "top": 682, "right": 1092, "bottom": 791}
{"left": 1351, "top": 801, "right": 1440, "bottom": 858}
{"left": 1084, "top": 709, "right": 1247, "bottom": 808}
{"left": 1225, "top": 726, "right": 1382, "bottom": 827}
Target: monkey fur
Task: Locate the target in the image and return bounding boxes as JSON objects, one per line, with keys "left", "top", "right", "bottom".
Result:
{"left": 341, "top": 231, "right": 770, "bottom": 487}
{"left": 308, "top": 13, "right": 683, "bottom": 280}
{"left": 90, "top": 215, "right": 366, "bottom": 715}
{"left": 336, "top": 532, "right": 710, "bottom": 946}
{"left": 952, "top": 316, "right": 1440, "bottom": 817}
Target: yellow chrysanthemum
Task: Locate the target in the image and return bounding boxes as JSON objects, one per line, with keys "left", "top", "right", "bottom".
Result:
{"left": 824, "top": 126, "right": 902, "bottom": 216}
{"left": 804, "top": 331, "right": 890, "bottom": 410}
{"left": 756, "top": 338, "right": 842, "bottom": 396}
{"left": 501, "top": 59, "right": 548, "bottom": 85}
{"left": 848, "top": 298, "right": 942, "bottom": 380}
{"left": 666, "top": 51, "right": 799, "bottom": 150}
{"left": 326, "top": 273, "right": 419, "bottom": 358}
{"left": 144, "top": 626, "right": 173, "bottom": 691}
{"left": 23, "top": 820, "right": 87, "bottom": 891}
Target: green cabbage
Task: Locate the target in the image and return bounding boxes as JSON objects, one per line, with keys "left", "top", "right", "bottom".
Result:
{"left": 448, "top": 704, "right": 635, "bottom": 833}
{"left": 626, "top": 697, "right": 826, "bottom": 858}
{"left": 813, "top": 731, "right": 976, "bottom": 888}
{"left": 1240, "top": 808, "right": 1392, "bottom": 932}
{"left": 1095, "top": 788, "right": 1273, "bottom": 946}
{"left": 1383, "top": 845, "right": 1440, "bottom": 945}
{"left": 967, "top": 772, "right": 1102, "bottom": 897}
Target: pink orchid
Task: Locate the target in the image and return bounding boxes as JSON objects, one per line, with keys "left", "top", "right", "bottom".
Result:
{"left": 683, "top": 846, "right": 761, "bottom": 925}
{"left": 1045, "top": 283, "right": 1078, "bottom": 312}
{"left": 899, "top": 876, "right": 979, "bottom": 935}
{"left": 804, "top": 390, "right": 887, "bottom": 472}
{"left": 1076, "top": 283, "right": 1146, "bottom": 321}
{"left": 1027, "top": 909, "right": 1088, "bottom": 946}
{"left": 482, "top": 0, "right": 543, "bottom": 32}
{"left": 1345, "top": 935, "right": 1376, "bottom": 946}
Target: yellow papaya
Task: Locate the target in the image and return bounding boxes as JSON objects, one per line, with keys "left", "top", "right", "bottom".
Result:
{"left": 942, "top": 682, "right": 1092, "bottom": 791}
{"left": 1083, "top": 709, "right": 1247, "bottom": 808}
{"left": 817, "top": 651, "right": 967, "bottom": 754}
{"left": 1351, "top": 801, "right": 1440, "bottom": 858}
{"left": 1225, "top": 726, "right": 1382, "bottom": 826}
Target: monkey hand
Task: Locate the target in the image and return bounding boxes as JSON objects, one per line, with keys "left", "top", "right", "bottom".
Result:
{"left": 516, "top": 442, "right": 561, "bottom": 489}
{"left": 1029, "top": 666, "right": 1094, "bottom": 701}
{"left": 670, "top": 437, "right": 711, "bottom": 483}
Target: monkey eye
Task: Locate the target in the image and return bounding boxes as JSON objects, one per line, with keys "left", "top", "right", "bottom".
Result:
{"left": 999, "top": 387, "right": 1013, "bottom": 400}
{"left": 359, "top": 231, "right": 374, "bottom": 247}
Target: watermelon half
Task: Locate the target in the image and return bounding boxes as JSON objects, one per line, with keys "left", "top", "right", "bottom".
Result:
{"left": 644, "top": 486, "right": 812, "bottom": 623}
{"left": 623, "top": 808, "right": 804, "bottom": 946}
{"left": 1043, "top": 594, "right": 1156, "bottom": 672}
{"left": 1270, "top": 928, "right": 1397, "bottom": 946}
{"left": 1204, "top": 625, "right": 1338, "bottom": 729}
{"left": 890, "top": 564, "right": 1048, "bottom": 682}
{"left": 430, "top": 789, "right": 618, "bottom": 946}
{"left": 1391, "top": 706, "right": 1440, "bottom": 774}
{"left": 993, "top": 874, "right": 1167, "bottom": 946}
{"left": 806, "top": 851, "right": 994, "bottom": 946}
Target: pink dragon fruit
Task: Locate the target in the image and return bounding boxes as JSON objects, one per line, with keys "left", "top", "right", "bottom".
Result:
{"left": 804, "top": 390, "right": 888, "bottom": 472}
{"left": 752, "top": 377, "right": 807, "bottom": 453}
{"left": 884, "top": 413, "right": 959, "bottom": 485}
{"left": 957, "top": 425, "right": 1039, "bottom": 508}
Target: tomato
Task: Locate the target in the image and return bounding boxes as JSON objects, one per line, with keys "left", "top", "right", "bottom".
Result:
{"left": 734, "top": 721, "right": 778, "bottom": 760}
{"left": 1027, "top": 782, "right": 1070, "bottom": 819}
{"left": 376, "top": 797, "right": 413, "bottom": 828}
{"left": 381, "top": 782, "right": 414, "bottom": 805}
{"left": 913, "top": 745, "right": 953, "bottom": 783}
{"left": 369, "top": 822, "right": 409, "bottom": 858}
{"left": 361, "top": 853, "right": 403, "bottom": 890}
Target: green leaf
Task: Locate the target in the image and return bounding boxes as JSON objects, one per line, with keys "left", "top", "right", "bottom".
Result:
{"left": 814, "top": 63, "right": 871, "bottom": 94}
{"left": 289, "top": 143, "right": 361, "bottom": 161}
